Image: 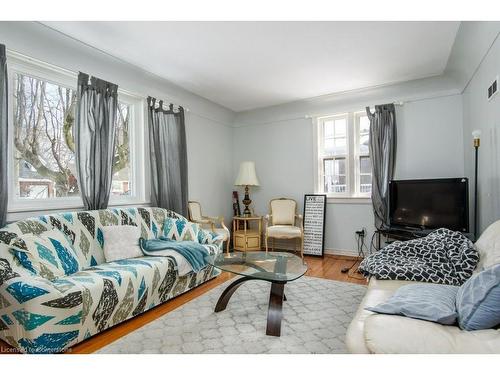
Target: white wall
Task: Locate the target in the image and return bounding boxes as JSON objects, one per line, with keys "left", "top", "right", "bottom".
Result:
{"left": 461, "top": 28, "right": 500, "bottom": 234}
{"left": 445, "top": 22, "right": 500, "bottom": 90}
{"left": 233, "top": 83, "right": 464, "bottom": 255}
{"left": 394, "top": 95, "right": 464, "bottom": 179}
{"left": 0, "top": 22, "right": 236, "bottom": 224}
{"left": 186, "top": 114, "right": 234, "bottom": 225}
{"left": 4, "top": 21, "right": 498, "bottom": 254}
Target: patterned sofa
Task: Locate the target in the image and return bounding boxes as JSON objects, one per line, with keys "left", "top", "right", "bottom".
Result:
{"left": 0, "top": 207, "right": 223, "bottom": 353}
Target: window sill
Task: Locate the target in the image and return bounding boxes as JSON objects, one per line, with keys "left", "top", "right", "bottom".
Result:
{"left": 326, "top": 196, "right": 371, "bottom": 205}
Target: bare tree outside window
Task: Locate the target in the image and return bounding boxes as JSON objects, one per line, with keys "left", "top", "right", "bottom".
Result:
{"left": 13, "top": 73, "right": 131, "bottom": 200}
{"left": 112, "top": 102, "right": 132, "bottom": 196}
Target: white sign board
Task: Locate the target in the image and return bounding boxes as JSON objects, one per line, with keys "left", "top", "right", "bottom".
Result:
{"left": 303, "top": 194, "right": 326, "bottom": 256}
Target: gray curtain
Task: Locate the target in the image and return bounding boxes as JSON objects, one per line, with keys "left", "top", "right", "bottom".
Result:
{"left": 75, "top": 72, "right": 118, "bottom": 210}
{"left": 366, "top": 104, "right": 397, "bottom": 230}
{"left": 0, "top": 45, "right": 7, "bottom": 227}
{"left": 147, "top": 97, "right": 188, "bottom": 217}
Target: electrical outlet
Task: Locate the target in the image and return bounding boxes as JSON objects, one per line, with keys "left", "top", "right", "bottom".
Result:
{"left": 355, "top": 229, "right": 366, "bottom": 237}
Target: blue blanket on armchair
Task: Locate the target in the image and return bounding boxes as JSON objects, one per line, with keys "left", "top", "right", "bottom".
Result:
{"left": 139, "top": 237, "right": 210, "bottom": 273}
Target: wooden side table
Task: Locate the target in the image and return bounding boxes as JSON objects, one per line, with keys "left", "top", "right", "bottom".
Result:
{"left": 232, "top": 216, "right": 262, "bottom": 251}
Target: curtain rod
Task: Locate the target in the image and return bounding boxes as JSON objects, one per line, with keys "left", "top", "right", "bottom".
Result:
{"left": 304, "top": 101, "right": 404, "bottom": 119}
{"left": 6, "top": 48, "right": 191, "bottom": 112}
{"left": 302, "top": 93, "right": 460, "bottom": 119}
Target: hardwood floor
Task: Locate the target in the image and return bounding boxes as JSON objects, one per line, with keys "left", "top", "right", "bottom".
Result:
{"left": 0, "top": 254, "right": 366, "bottom": 354}
{"left": 305, "top": 254, "right": 367, "bottom": 285}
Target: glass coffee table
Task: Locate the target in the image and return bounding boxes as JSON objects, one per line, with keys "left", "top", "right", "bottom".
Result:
{"left": 208, "top": 251, "right": 308, "bottom": 337}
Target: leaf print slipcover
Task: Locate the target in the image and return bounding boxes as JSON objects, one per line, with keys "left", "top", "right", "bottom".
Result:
{"left": 0, "top": 207, "right": 222, "bottom": 353}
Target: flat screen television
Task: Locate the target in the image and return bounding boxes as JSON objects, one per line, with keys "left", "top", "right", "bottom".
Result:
{"left": 389, "top": 178, "right": 469, "bottom": 233}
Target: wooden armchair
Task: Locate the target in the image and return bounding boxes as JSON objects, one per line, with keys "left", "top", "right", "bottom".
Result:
{"left": 188, "top": 201, "right": 230, "bottom": 253}
{"left": 264, "top": 198, "right": 304, "bottom": 258}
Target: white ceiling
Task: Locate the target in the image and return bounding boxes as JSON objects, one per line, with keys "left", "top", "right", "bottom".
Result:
{"left": 43, "top": 21, "right": 460, "bottom": 112}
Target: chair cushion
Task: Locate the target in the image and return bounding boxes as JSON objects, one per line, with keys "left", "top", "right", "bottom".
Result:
{"left": 346, "top": 278, "right": 500, "bottom": 354}
{"left": 365, "top": 310, "right": 500, "bottom": 354}
{"left": 366, "top": 283, "right": 459, "bottom": 325}
{"left": 271, "top": 200, "right": 296, "bottom": 225}
{"left": 267, "top": 225, "right": 302, "bottom": 238}
{"left": 346, "top": 278, "right": 432, "bottom": 354}
{"left": 456, "top": 263, "right": 500, "bottom": 331}
{"left": 102, "top": 225, "right": 143, "bottom": 263}
{"left": 9, "top": 230, "right": 83, "bottom": 280}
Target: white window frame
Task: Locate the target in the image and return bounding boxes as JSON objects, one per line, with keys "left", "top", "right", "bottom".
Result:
{"left": 317, "top": 113, "right": 350, "bottom": 198}
{"left": 354, "top": 111, "right": 371, "bottom": 198}
{"left": 314, "top": 111, "right": 372, "bottom": 203}
{"left": 6, "top": 51, "right": 147, "bottom": 213}
{"left": 110, "top": 90, "right": 147, "bottom": 207}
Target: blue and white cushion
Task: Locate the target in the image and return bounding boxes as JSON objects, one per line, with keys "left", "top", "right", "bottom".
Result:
{"left": 456, "top": 264, "right": 500, "bottom": 331}
{"left": 10, "top": 230, "right": 82, "bottom": 280}
{"left": 367, "top": 283, "right": 460, "bottom": 325}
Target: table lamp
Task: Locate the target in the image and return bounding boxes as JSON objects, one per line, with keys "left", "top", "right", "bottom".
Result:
{"left": 235, "top": 161, "right": 260, "bottom": 217}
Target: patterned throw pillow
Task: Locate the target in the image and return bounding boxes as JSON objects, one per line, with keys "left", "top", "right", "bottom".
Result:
{"left": 162, "top": 217, "right": 200, "bottom": 241}
{"left": 9, "top": 230, "right": 83, "bottom": 280}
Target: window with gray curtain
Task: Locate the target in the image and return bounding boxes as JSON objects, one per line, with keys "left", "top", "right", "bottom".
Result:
{"left": 147, "top": 97, "right": 188, "bottom": 217}
{"left": 75, "top": 72, "right": 118, "bottom": 210}
{"left": 366, "top": 103, "right": 397, "bottom": 230}
{"left": 0, "top": 44, "right": 7, "bottom": 227}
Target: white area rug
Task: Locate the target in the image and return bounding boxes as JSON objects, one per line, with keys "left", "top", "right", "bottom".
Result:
{"left": 97, "top": 276, "right": 366, "bottom": 354}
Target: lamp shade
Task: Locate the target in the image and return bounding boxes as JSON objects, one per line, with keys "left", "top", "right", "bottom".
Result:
{"left": 235, "top": 161, "right": 260, "bottom": 186}
{"left": 472, "top": 129, "right": 482, "bottom": 140}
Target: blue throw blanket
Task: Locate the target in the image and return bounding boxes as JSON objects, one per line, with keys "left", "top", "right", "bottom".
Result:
{"left": 139, "top": 237, "right": 210, "bottom": 273}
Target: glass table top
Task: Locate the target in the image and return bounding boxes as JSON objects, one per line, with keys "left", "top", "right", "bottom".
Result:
{"left": 208, "top": 251, "right": 308, "bottom": 282}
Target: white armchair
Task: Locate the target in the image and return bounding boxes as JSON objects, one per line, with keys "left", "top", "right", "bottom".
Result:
{"left": 264, "top": 198, "right": 304, "bottom": 258}
{"left": 188, "top": 201, "right": 230, "bottom": 253}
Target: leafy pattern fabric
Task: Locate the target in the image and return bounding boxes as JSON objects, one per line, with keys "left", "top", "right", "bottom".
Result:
{"left": 9, "top": 230, "right": 82, "bottom": 280}
{"left": 0, "top": 207, "right": 222, "bottom": 353}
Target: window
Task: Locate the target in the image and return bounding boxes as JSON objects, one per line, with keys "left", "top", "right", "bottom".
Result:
{"left": 7, "top": 53, "right": 146, "bottom": 211}
{"left": 112, "top": 102, "right": 132, "bottom": 197}
{"left": 356, "top": 113, "right": 372, "bottom": 195}
{"left": 321, "top": 114, "right": 348, "bottom": 194}
{"left": 12, "top": 71, "right": 80, "bottom": 204}
{"left": 316, "top": 111, "right": 372, "bottom": 199}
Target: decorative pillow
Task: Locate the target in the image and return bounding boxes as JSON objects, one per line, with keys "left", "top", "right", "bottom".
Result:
{"left": 10, "top": 230, "right": 83, "bottom": 280}
{"left": 162, "top": 217, "right": 199, "bottom": 241}
{"left": 102, "top": 225, "right": 143, "bottom": 263}
{"left": 474, "top": 219, "right": 500, "bottom": 271}
{"left": 456, "top": 263, "right": 500, "bottom": 330}
{"left": 366, "top": 284, "right": 459, "bottom": 325}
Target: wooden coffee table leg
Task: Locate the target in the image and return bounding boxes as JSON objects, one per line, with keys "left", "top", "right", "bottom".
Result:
{"left": 266, "top": 282, "right": 286, "bottom": 337}
{"left": 214, "top": 276, "right": 252, "bottom": 312}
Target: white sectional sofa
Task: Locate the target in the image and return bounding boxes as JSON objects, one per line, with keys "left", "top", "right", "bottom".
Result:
{"left": 0, "top": 207, "right": 222, "bottom": 353}
{"left": 346, "top": 221, "right": 500, "bottom": 354}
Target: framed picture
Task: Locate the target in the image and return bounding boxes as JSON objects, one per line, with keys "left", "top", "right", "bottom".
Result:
{"left": 302, "top": 194, "right": 327, "bottom": 257}
{"left": 232, "top": 191, "right": 241, "bottom": 217}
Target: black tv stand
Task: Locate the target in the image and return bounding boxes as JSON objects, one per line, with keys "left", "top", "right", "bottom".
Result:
{"left": 375, "top": 227, "right": 430, "bottom": 250}
{"left": 375, "top": 227, "right": 474, "bottom": 250}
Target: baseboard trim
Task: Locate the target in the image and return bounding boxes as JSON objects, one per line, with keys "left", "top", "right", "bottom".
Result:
{"left": 264, "top": 240, "right": 359, "bottom": 258}
{"left": 324, "top": 248, "right": 359, "bottom": 257}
